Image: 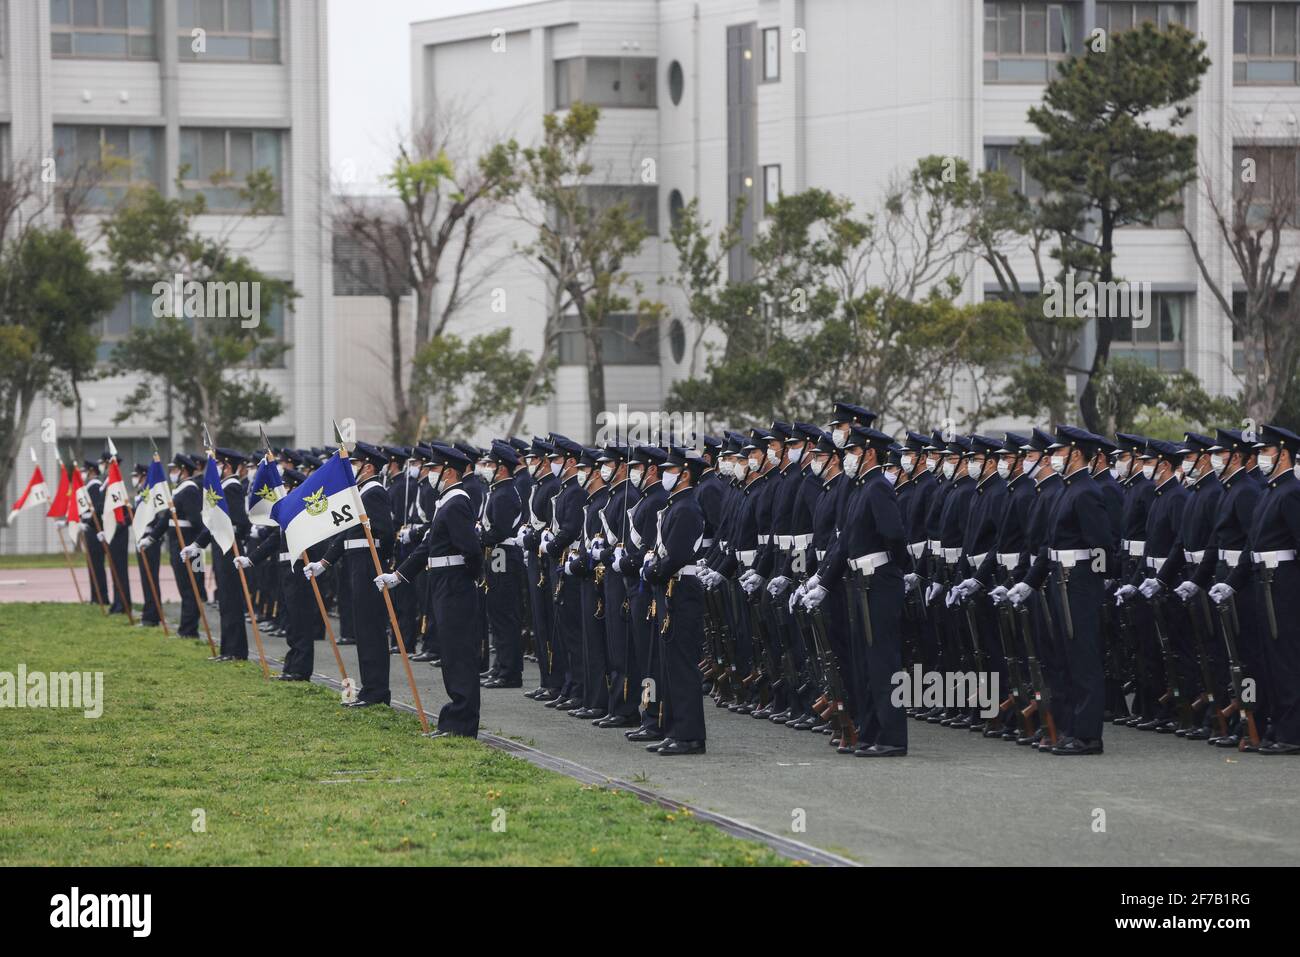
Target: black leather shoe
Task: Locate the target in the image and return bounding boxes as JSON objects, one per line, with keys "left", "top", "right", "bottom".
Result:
{"left": 626, "top": 728, "right": 664, "bottom": 743}
{"left": 571, "top": 708, "right": 604, "bottom": 719}
{"left": 543, "top": 696, "right": 568, "bottom": 709}
{"left": 1154, "top": 720, "right": 1179, "bottom": 734}
{"left": 855, "top": 744, "right": 907, "bottom": 757}
{"left": 1184, "top": 726, "right": 1212, "bottom": 741}
{"left": 411, "top": 651, "right": 437, "bottom": 662}
{"left": 1257, "top": 740, "right": 1300, "bottom": 755}
{"left": 1135, "top": 718, "right": 1160, "bottom": 731}
{"left": 768, "top": 708, "right": 793, "bottom": 724}
{"left": 1214, "top": 734, "right": 1241, "bottom": 749}
{"left": 276, "top": 673, "right": 310, "bottom": 682}
{"left": 483, "top": 677, "right": 523, "bottom": 689}
{"left": 657, "top": 738, "right": 705, "bottom": 755}
{"left": 645, "top": 737, "right": 672, "bottom": 753}
{"left": 342, "top": 698, "right": 387, "bottom": 709}
{"left": 596, "top": 714, "right": 637, "bottom": 728}
{"left": 423, "top": 729, "right": 454, "bottom": 739}
{"left": 336, "top": 637, "right": 356, "bottom": 646}
{"left": 1051, "top": 737, "right": 1103, "bottom": 755}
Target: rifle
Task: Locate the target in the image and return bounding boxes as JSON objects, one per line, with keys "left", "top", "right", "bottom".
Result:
{"left": 808, "top": 606, "right": 856, "bottom": 748}
{"left": 992, "top": 596, "right": 1028, "bottom": 735}
{"left": 1215, "top": 592, "right": 1260, "bottom": 749}
{"left": 1013, "top": 593, "right": 1057, "bottom": 746}
{"left": 1149, "top": 592, "right": 1193, "bottom": 730}
{"left": 1180, "top": 587, "right": 1227, "bottom": 736}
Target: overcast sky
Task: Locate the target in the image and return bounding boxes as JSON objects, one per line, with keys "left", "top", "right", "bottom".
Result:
{"left": 328, "top": 0, "right": 530, "bottom": 193}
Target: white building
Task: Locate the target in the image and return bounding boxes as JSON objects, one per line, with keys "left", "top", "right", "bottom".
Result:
{"left": 2, "top": 0, "right": 333, "bottom": 555}
{"left": 411, "top": 0, "right": 1284, "bottom": 439}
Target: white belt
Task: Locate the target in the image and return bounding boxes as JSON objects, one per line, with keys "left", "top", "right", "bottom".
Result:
{"left": 928, "top": 539, "right": 942, "bottom": 554}
{"left": 345, "top": 539, "right": 370, "bottom": 550}
{"left": 674, "top": 565, "right": 703, "bottom": 580}
{"left": 908, "top": 541, "right": 926, "bottom": 558}
{"left": 1253, "top": 550, "right": 1296, "bottom": 568}
{"left": 971, "top": 552, "right": 988, "bottom": 567}
{"left": 175, "top": 520, "right": 192, "bottom": 528}
{"left": 719, "top": 539, "right": 728, "bottom": 549}
{"left": 1050, "top": 548, "right": 1091, "bottom": 567}
{"left": 759, "top": 535, "right": 772, "bottom": 545}
{"left": 427, "top": 555, "right": 466, "bottom": 569}
{"left": 776, "top": 535, "right": 793, "bottom": 549}
{"left": 792, "top": 533, "right": 813, "bottom": 549}
{"left": 700, "top": 538, "right": 714, "bottom": 548}
{"left": 1185, "top": 549, "right": 1205, "bottom": 564}
{"left": 1127, "top": 540, "right": 1145, "bottom": 557}
{"left": 816, "top": 549, "right": 827, "bottom": 561}
{"left": 278, "top": 552, "right": 290, "bottom": 562}
{"left": 849, "top": 551, "right": 891, "bottom": 575}
{"left": 943, "top": 547, "right": 961, "bottom": 564}
{"left": 1222, "top": 549, "right": 1243, "bottom": 566}
{"left": 1146, "top": 556, "right": 1166, "bottom": 571}
{"left": 737, "top": 549, "right": 757, "bottom": 567}
{"left": 998, "top": 552, "right": 1020, "bottom": 570}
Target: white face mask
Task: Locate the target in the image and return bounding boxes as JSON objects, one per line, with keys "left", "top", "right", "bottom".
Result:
{"left": 628, "top": 466, "right": 645, "bottom": 489}
{"left": 882, "top": 468, "right": 899, "bottom": 487}
{"left": 662, "top": 470, "right": 680, "bottom": 492}
{"left": 476, "top": 464, "right": 496, "bottom": 483}
{"left": 1141, "top": 464, "right": 1156, "bottom": 481}
{"left": 766, "top": 448, "right": 781, "bottom": 467}
{"left": 925, "top": 455, "right": 939, "bottom": 472}
{"left": 843, "top": 452, "right": 861, "bottom": 478}
{"left": 1049, "top": 454, "right": 1066, "bottom": 475}
{"left": 169, "top": 470, "right": 180, "bottom": 484}
{"left": 966, "top": 460, "right": 982, "bottom": 480}
{"left": 576, "top": 468, "right": 591, "bottom": 486}
{"left": 1210, "top": 453, "right": 1227, "bottom": 476}
{"left": 900, "top": 453, "right": 915, "bottom": 472}
{"left": 1258, "top": 453, "right": 1275, "bottom": 475}
{"left": 1113, "top": 459, "right": 1131, "bottom": 479}
{"left": 720, "top": 460, "right": 734, "bottom": 478}
{"left": 429, "top": 469, "right": 444, "bottom": 489}
{"left": 550, "top": 461, "right": 563, "bottom": 477}
{"left": 941, "top": 461, "right": 956, "bottom": 480}
{"left": 810, "top": 457, "right": 826, "bottom": 477}
{"left": 748, "top": 455, "right": 764, "bottom": 474}
{"left": 407, "top": 464, "right": 420, "bottom": 478}
{"left": 996, "top": 460, "right": 1011, "bottom": 480}
{"left": 832, "top": 427, "right": 848, "bottom": 449}
{"left": 787, "top": 446, "right": 803, "bottom": 464}
{"left": 599, "top": 464, "right": 614, "bottom": 483}
{"left": 733, "top": 460, "right": 749, "bottom": 481}
{"left": 276, "top": 463, "right": 286, "bottom": 476}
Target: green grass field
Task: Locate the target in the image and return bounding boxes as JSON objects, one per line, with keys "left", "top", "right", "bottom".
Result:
{"left": 0, "top": 604, "right": 787, "bottom": 866}
{"left": 0, "top": 552, "right": 78, "bottom": 570}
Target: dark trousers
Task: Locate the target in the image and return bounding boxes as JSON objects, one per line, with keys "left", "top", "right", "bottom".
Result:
{"left": 629, "top": 581, "right": 658, "bottom": 730}
{"left": 282, "top": 561, "right": 318, "bottom": 677}
{"left": 137, "top": 541, "right": 162, "bottom": 624}
{"left": 552, "top": 559, "right": 581, "bottom": 699}
{"left": 528, "top": 552, "right": 560, "bottom": 688}
{"left": 84, "top": 526, "right": 109, "bottom": 607}
{"left": 345, "top": 551, "right": 390, "bottom": 704}
{"left": 215, "top": 550, "right": 248, "bottom": 659}
{"left": 850, "top": 570, "right": 907, "bottom": 748}
{"left": 432, "top": 567, "right": 481, "bottom": 736}
{"left": 1259, "top": 564, "right": 1300, "bottom": 744}
{"left": 1047, "top": 566, "right": 1106, "bottom": 741}
{"left": 604, "top": 571, "right": 637, "bottom": 716}
{"left": 106, "top": 530, "right": 131, "bottom": 613}
{"left": 169, "top": 536, "right": 206, "bottom": 636}
{"left": 487, "top": 546, "right": 524, "bottom": 682}
{"left": 579, "top": 575, "right": 608, "bottom": 711}
{"left": 658, "top": 578, "right": 706, "bottom": 741}
{"left": 338, "top": 564, "right": 355, "bottom": 641}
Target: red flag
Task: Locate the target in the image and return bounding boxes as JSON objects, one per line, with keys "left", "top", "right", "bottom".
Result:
{"left": 67, "top": 466, "right": 88, "bottom": 523}
{"left": 102, "top": 458, "right": 129, "bottom": 543}
{"left": 47, "top": 463, "right": 70, "bottom": 519}
{"left": 7, "top": 465, "right": 50, "bottom": 523}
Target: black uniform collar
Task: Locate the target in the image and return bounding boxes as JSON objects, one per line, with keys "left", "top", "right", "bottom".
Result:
{"left": 1267, "top": 467, "right": 1296, "bottom": 490}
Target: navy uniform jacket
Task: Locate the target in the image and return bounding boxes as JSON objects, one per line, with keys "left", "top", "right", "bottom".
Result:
{"left": 716, "top": 472, "right": 770, "bottom": 578}
{"left": 147, "top": 477, "right": 206, "bottom": 542}
{"left": 523, "top": 472, "right": 561, "bottom": 550}
{"left": 920, "top": 473, "right": 950, "bottom": 577}
{"left": 480, "top": 477, "right": 523, "bottom": 549}
{"left": 904, "top": 469, "right": 937, "bottom": 548}
{"left": 1024, "top": 468, "right": 1111, "bottom": 589}
{"left": 702, "top": 477, "right": 742, "bottom": 568}
{"left": 1131, "top": 476, "right": 1187, "bottom": 586}
{"left": 1227, "top": 467, "right": 1300, "bottom": 592}
{"left": 544, "top": 475, "right": 585, "bottom": 561}
{"left": 1012, "top": 470, "right": 1064, "bottom": 585}
{"left": 936, "top": 474, "right": 976, "bottom": 576}
{"left": 960, "top": 472, "right": 1007, "bottom": 577}
{"left": 1191, "top": 467, "right": 1261, "bottom": 590}
{"left": 752, "top": 467, "right": 783, "bottom": 578}
{"left": 1092, "top": 468, "right": 1125, "bottom": 571}
{"left": 695, "top": 469, "right": 724, "bottom": 546}
{"left": 1120, "top": 471, "right": 1156, "bottom": 573}
{"left": 1155, "top": 472, "right": 1223, "bottom": 586}
{"left": 512, "top": 467, "right": 535, "bottom": 510}
{"left": 461, "top": 473, "right": 487, "bottom": 518}
{"left": 819, "top": 467, "right": 908, "bottom": 587}
{"left": 779, "top": 464, "right": 818, "bottom": 578}
{"left": 809, "top": 472, "right": 845, "bottom": 575}
{"left": 324, "top": 478, "right": 394, "bottom": 567}
{"left": 83, "top": 478, "right": 104, "bottom": 534}
{"left": 568, "top": 484, "right": 611, "bottom": 576}
{"left": 398, "top": 481, "right": 483, "bottom": 580}
{"left": 389, "top": 475, "right": 420, "bottom": 527}
{"left": 974, "top": 470, "right": 1033, "bottom": 587}
{"left": 648, "top": 484, "right": 704, "bottom": 584}
{"left": 406, "top": 476, "right": 440, "bottom": 541}
{"left": 616, "top": 480, "right": 667, "bottom": 574}
{"left": 598, "top": 478, "right": 641, "bottom": 551}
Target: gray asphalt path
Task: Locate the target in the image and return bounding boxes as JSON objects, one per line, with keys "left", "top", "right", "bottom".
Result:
{"left": 171, "top": 601, "right": 1300, "bottom": 866}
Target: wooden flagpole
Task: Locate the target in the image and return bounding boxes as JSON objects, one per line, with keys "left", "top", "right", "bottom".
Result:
{"left": 158, "top": 449, "right": 215, "bottom": 653}
{"left": 55, "top": 524, "right": 85, "bottom": 604}
{"left": 112, "top": 449, "right": 169, "bottom": 636}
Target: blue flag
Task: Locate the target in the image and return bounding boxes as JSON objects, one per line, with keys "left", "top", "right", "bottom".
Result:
{"left": 201, "top": 454, "right": 236, "bottom": 554}
{"left": 270, "top": 453, "right": 361, "bottom": 558}
{"left": 247, "top": 457, "right": 285, "bottom": 527}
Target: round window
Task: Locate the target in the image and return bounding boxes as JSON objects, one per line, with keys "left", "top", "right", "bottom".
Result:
{"left": 668, "top": 61, "right": 684, "bottom": 106}
{"left": 669, "top": 319, "right": 686, "bottom": 365}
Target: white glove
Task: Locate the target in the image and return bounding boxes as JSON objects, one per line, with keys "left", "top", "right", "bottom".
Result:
{"left": 805, "top": 574, "right": 821, "bottom": 592}
{"left": 138, "top": 535, "right": 153, "bottom": 550}
{"left": 958, "top": 577, "right": 980, "bottom": 597}
{"left": 1007, "top": 582, "right": 1032, "bottom": 606}
{"left": 373, "top": 572, "right": 400, "bottom": 591}
{"left": 564, "top": 561, "right": 576, "bottom": 577}
{"left": 988, "top": 585, "right": 1010, "bottom": 605}
{"left": 904, "top": 572, "right": 921, "bottom": 594}
{"left": 945, "top": 588, "right": 961, "bottom": 608}
{"left": 925, "top": 582, "right": 942, "bottom": 605}
{"left": 741, "top": 575, "right": 762, "bottom": 595}
{"left": 540, "top": 530, "right": 554, "bottom": 550}
{"left": 1209, "top": 583, "right": 1234, "bottom": 605}
{"left": 767, "top": 575, "right": 791, "bottom": 597}
{"left": 1174, "top": 581, "right": 1200, "bottom": 601}
{"left": 788, "top": 588, "right": 802, "bottom": 613}
{"left": 180, "top": 543, "right": 200, "bottom": 561}
{"left": 802, "top": 584, "right": 828, "bottom": 609}
{"left": 303, "top": 561, "right": 327, "bottom": 580}
{"left": 589, "top": 538, "right": 605, "bottom": 560}
{"left": 1115, "top": 584, "right": 1137, "bottom": 606}
{"left": 233, "top": 555, "right": 252, "bottom": 570}
{"left": 706, "top": 570, "right": 724, "bottom": 590}
{"left": 613, "top": 545, "right": 627, "bottom": 568}
{"left": 249, "top": 526, "right": 263, "bottom": 539}
{"left": 1139, "top": 577, "right": 1162, "bottom": 599}
{"left": 96, "top": 531, "right": 107, "bottom": 544}
{"left": 399, "top": 527, "right": 411, "bottom": 545}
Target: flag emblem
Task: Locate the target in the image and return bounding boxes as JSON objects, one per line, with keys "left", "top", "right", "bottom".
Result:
{"left": 303, "top": 488, "right": 329, "bottom": 517}
{"left": 256, "top": 484, "right": 279, "bottom": 503}
{"left": 204, "top": 487, "right": 220, "bottom": 509}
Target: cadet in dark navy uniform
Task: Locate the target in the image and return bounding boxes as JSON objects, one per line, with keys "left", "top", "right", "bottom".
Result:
{"left": 308, "top": 442, "right": 395, "bottom": 708}
{"left": 80, "top": 459, "right": 110, "bottom": 610}
{"left": 189, "top": 448, "right": 252, "bottom": 661}
{"left": 521, "top": 438, "right": 563, "bottom": 700}
{"left": 591, "top": 445, "right": 641, "bottom": 728}
{"left": 131, "top": 463, "right": 164, "bottom": 627}
{"left": 565, "top": 448, "right": 610, "bottom": 719}
{"left": 479, "top": 441, "right": 526, "bottom": 689}
{"left": 143, "top": 453, "right": 207, "bottom": 637}
{"left": 1218, "top": 424, "right": 1300, "bottom": 754}
{"left": 539, "top": 436, "right": 587, "bottom": 709}
{"left": 643, "top": 447, "right": 708, "bottom": 755}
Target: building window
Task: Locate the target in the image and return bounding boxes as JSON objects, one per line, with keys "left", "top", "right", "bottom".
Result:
{"left": 762, "top": 27, "right": 779, "bottom": 81}
{"left": 51, "top": 0, "right": 157, "bottom": 59}
{"left": 53, "top": 125, "right": 161, "bottom": 211}
{"left": 1234, "top": 2, "right": 1300, "bottom": 84}
{"left": 983, "top": 2, "right": 1075, "bottom": 83}
{"left": 554, "top": 57, "right": 657, "bottom": 109}
{"left": 0, "top": 125, "right": 9, "bottom": 177}
{"left": 668, "top": 60, "right": 684, "bottom": 105}
{"left": 668, "top": 189, "right": 685, "bottom": 231}
{"left": 97, "top": 287, "right": 157, "bottom": 362}
{"left": 1232, "top": 145, "right": 1299, "bottom": 225}
{"left": 984, "top": 143, "right": 1042, "bottom": 199}
{"left": 557, "top": 314, "right": 659, "bottom": 366}
{"left": 574, "top": 185, "right": 659, "bottom": 236}
{"left": 1110, "top": 292, "right": 1187, "bottom": 371}
{"left": 1096, "top": 2, "right": 1188, "bottom": 34}
{"left": 762, "top": 164, "right": 781, "bottom": 212}
{"left": 668, "top": 318, "right": 686, "bottom": 364}
{"left": 179, "top": 127, "right": 283, "bottom": 212}
{"left": 177, "top": 0, "right": 280, "bottom": 63}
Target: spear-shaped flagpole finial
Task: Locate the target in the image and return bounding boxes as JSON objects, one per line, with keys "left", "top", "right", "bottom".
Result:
{"left": 259, "top": 424, "right": 274, "bottom": 462}
{"left": 149, "top": 435, "right": 161, "bottom": 462}
{"left": 29, "top": 447, "right": 38, "bottom": 464}
{"left": 106, "top": 435, "right": 118, "bottom": 460}
{"left": 201, "top": 422, "right": 215, "bottom": 455}
{"left": 332, "top": 419, "right": 350, "bottom": 457}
